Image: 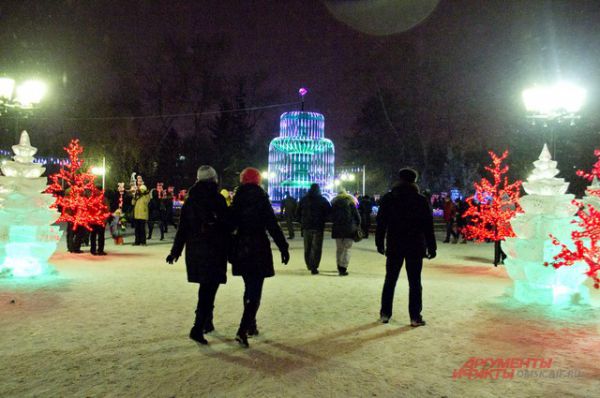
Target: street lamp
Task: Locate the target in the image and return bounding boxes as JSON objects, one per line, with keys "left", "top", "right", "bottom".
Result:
{"left": 522, "top": 81, "right": 586, "bottom": 157}
{"left": 0, "top": 77, "right": 47, "bottom": 112}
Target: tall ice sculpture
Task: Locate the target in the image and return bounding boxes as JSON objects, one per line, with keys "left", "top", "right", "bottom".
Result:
{"left": 503, "top": 144, "right": 589, "bottom": 305}
{"left": 268, "top": 111, "right": 335, "bottom": 201}
{"left": 0, "top": 131, "right": 62, "bottom": 277}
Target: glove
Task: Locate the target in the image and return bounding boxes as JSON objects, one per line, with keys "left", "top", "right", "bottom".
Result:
{"left": 376, "top": 245, "right": 385, "bottom": 255}
{"left": 281, "top": 250, "right": 290, "bottom": 265}
{"left": 426, "top": 249, "right": 436, "bottom": 259}
{"left": 166, "top": 254, "right": 178, "bottom": 264}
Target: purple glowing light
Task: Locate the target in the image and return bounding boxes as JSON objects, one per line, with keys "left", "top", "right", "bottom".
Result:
{"left": 299, "top": 88, "right": 308, "bottom": 97}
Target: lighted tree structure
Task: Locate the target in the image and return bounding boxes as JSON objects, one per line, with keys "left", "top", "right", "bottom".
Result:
{"left": 549, "top": 164, "right": 600, "bottom": 290}
{"left": 576, "top": 149, "right": 600, "bottom": 181}
{"left": 503, "top": 144, "right": 589, "bottom": 305}
{"left": 268, "top": 111, "right": 335, "bottom": 201}
{"left": 462, "top": 150, "right": 522, "bottom": 264}
{"left": 0, "top": 131, "right": 62, "bottom": 277}
{"left": 47, "top": 139, "right": 110, "bottom": 232}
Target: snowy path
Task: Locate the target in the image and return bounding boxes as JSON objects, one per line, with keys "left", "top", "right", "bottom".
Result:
{"left": 1, "top": 230, "right": 599, "bottom": 397}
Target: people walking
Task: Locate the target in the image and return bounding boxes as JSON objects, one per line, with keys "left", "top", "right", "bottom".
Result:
{"left": 229, "top": 167, "right": 289, "bottom": 348}
{"left": 455, "top": 198, "right": 469, "bottom": 244}
{"left": 90, "top": 193, "right": 110, "bottom": 255}
{"left": 282, "top": 191, "right": 298, "bottom": 239}
{"left": 166, "top": 166, "right": 230, "bottom": 345}
{"left": 331, "top": 189, "right": 361, "bottom": 276}
{"left": 358, "top": 195, "right": 374, "bottom": 238}
{"left": 297, "top": 184, "right": 331, "bottom": 274}
{"left": 443, "top": 196, "right": 458, "bottom": 243}
{"left": 376, "top": 168, "right": 436, "bottom": 327}
{"left": 148, "top": 189, "right": 166, "bottom": 240}
{"left": 132, "top": 185, "right": 150, "bottom": 245}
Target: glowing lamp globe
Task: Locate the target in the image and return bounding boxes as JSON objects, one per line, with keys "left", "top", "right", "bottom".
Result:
{"left": 15, "top": 80, "right": 47, "bottom": 107}
{"left": 0, "top": 77, "right": 16, "bottom": 99}
{"left": 522, "top": 82, "right": 586, "bottom": 118}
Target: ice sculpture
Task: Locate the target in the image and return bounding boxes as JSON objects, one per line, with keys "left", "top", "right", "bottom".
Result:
{"left": 503, "top": 144, "right": 589, "bottom": 305}
{"left": 268, "top": 111, "right": 335, "bottom": 201}
{"left": 0, "top": 131, "right": 62, "bottom": 277}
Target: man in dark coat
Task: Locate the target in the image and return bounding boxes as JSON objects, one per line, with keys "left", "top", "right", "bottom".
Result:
{"left": 230, "top": 167, "right": 289, "bottom": 348}
{"left": 358, "top": 195, "right": 374, "bottom": 238}
{"left": 376, "top": 168, "right": 436, "bottom": 327}
{"left": 281, "top": 191, "right": 298, "bottom": 239}
{"left": 331, "top": 189, "right": 361, "bottom": 276}
{"left": 166, "top": 166, "right": 229, "bottom": 345}
{"left": 297, "top": 183, "right": 331, "bottom": 274}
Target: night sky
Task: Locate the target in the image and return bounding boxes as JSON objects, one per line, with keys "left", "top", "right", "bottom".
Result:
{"left": 2, "top": 0, "right": 600, "bottom": 163}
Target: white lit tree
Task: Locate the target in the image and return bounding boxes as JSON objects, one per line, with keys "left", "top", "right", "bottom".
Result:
{"left": 503, "top": 144, "right": 589, "bottom": 305}
{"left": 0, "top": 131, "right": 62, "bottom": 277}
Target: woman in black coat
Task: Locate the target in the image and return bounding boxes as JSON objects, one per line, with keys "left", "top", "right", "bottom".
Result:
{"left": 229, "top": 167, "right": 289, "bottom": 347}
{"left": 166, "top": 166, "right": 229, "bottom": 345}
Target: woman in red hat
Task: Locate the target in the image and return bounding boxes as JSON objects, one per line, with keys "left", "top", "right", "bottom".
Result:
{"left": 229, "top": 167, "right": 290, "bottom": 347}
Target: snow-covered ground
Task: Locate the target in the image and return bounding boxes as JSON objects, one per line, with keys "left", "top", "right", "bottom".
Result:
{"left": 1, "top": 228, "right": 599, "bottom": 398}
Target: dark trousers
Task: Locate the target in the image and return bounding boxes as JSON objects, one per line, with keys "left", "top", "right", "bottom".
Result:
{"left": 195, "top": 282, "right": 220, "bottom": 328}
{"left": 66, "top": 223, "right": 83, "bottom": 252}
{"left": 494, "top": 240, "right": 507, "bottom": 266}
{"left": 285, "top": 216, "right": 295, "bottom": 238}
{"left": 238, "top": 275, "right": 264, "bottom": 333}
{"left": 134, "top": 219, "right": 147, "bottom": 245}
{"left": 303, "top": 229, "right": 324, "bottom": 270}
{"left": 147, "top": 220, "right": 165, "bottom": 240}
{"left": 361, "top": 216, "right": 371, "bottom": 238}
{"left": 90, "top": 224, "right": 106, "bottom": 253}
{"left": 380, "top": 255, "right": 423, "bottom": 321}
{"left": 445, "top": 220, "right": 458, "bottom": 241}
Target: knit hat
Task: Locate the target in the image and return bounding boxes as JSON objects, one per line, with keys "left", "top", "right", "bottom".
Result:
{"left": 398, "top": 168, "right": 418, "bottom": 183}
{"left": 240, "top": 167, "right": 262, "bottom": 185}
{"left": 196, "top": 165, "right": 218, "bottom": 182}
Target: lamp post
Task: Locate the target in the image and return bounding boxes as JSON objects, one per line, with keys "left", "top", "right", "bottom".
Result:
{"left": 91, "top": 157, "right": 106, "bottom": 191}
{"left": 522, "top": 82, "right": 586, "bottom": 158}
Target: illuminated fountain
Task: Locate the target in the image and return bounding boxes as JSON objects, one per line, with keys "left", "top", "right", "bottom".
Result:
{"left": 503, "top": 144, "right": 589, "bottom": 305}
{"left": 267, "top": 109, "right": 335, "bottom": 201}
{"left": 0, "top": 131, "right": 62, "bottom": 277}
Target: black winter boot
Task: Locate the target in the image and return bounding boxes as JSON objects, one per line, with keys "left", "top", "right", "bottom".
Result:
{"left": 189, "top": 326, "right": 208, "bottom": 344}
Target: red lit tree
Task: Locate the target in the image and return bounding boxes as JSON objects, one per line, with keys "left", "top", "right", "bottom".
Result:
{"left": 576, "top": 149, "right": 600, "bottom": 182}
{"left": 47, "top": 139, "right": 110, "bottom": 231}
{"left": 551, "top": 203, "right": 600, "bottom": 289}
{"left": 463, "top": 150, "right": 522, "bottom": 265}
{"left": 551, "top": 152, "right": 600, "bottom": 289}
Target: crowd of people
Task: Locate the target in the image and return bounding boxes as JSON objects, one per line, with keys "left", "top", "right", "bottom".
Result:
{"left": 61, "top": 165, "right": 468, "bottom": 349}
{"left": 164, "top": 165, "right": 436, "bottom": 347}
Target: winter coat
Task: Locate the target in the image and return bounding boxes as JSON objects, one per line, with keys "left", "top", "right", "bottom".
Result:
{"left": 282, "top": 196, "right": 298, "bottom": 219}
{"left": 132, "top": 192, "right": 151, "bottom": 220}
{"left": 297, "top": 188, "right": 331, "bottom": 231}
{"left": 229, "top": 183, "right": 288, "bottom": 278}
{"left": 148, "top": 195, "right": 163, "bottom": 222}
{"left": 170, "top": 181, "right": 229, "bottom": 284}
{"left": 443, "top": 200, "right": 457, "bottom": 223}
{"left": 375, "top": 182, "right": 437, "bottom": 258}
{"left": 331, "top": 193, "right": 361, "bottom": 239}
